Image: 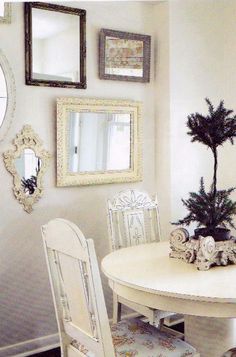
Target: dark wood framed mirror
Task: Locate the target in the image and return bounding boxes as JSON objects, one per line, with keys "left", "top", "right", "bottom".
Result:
{"left": 24, "top": 2, "right": 86, "bottom": 89}
{"left": 99, "top": 28, "right": 151, "bottom": 83}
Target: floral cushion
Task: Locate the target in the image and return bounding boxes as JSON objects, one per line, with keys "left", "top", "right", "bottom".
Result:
{"left": 112, "top": 318, "right": 196, "bottom": 357}
{"left": 71, "top": 318, "right": 197, "bottom": 357}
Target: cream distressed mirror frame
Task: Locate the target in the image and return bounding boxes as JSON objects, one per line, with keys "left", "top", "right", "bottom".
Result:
{"left": 3, "top": 125, "right": 50, "bottom": 213}
{"left": 57, "top": 98, "right": 142, "bottom": 186}
{"left": 0, "top": 3, "right": 11, "bottom": 24}
{"left": 0, "top": 49, "right": 16, "bottom": 142}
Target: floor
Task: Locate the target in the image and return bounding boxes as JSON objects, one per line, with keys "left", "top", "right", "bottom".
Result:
{"left": 31, "top": 348, "right": 60, "bottom": 357}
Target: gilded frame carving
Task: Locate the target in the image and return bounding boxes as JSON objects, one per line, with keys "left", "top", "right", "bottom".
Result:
{"left": 3, "top": 125, "right": 50, "bottom": 213}
{"left": 57, "top": 98, "right": 142, "bottom": 186}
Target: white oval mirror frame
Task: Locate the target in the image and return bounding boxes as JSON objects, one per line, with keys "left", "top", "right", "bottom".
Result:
{"left": 0, "top": 65, "right": 7, "bottom": 126}
{"left": 0, "top": 50, "right": 16, "bottom": 142}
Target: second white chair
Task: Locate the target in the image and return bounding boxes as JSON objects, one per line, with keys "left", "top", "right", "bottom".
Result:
{"left": 107, "top": 189, "right": 182, "bottom": 330}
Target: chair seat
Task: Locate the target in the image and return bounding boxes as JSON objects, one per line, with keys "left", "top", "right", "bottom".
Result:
{"left": 71, "top": 318, "right": 196, "bottom": 357}
{"left": 112, "top": 318, "right": 196, "bottom": 356}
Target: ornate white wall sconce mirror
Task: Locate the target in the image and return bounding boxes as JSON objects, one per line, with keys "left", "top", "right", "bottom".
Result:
{"left": 0, "top": 3, "right": 11, "bottom": 24}
{"left": 3, "top": 125, "right": 50, "bottom": 213}
{"left": 0, "top": 50, "right": 15, "bottom": 141}
{"left": 24, "top": 2, "right": 86, "bottom": 89}
{"left": 57, "top": 98, "right": 142, "bottom": 186}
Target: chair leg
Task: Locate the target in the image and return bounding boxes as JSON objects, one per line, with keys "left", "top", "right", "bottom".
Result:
{"left": 113, "top": 293, "right": 122, "bottom": 323}
{"left": 159, "top": 317, "right": 165, "bottom": 330}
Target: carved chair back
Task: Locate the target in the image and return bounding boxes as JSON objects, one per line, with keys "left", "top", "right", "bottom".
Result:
{"left": 42, "top": 218, "right": 115, "bottom": 357}
{"left": 108, "top": 189, "right": 162, "bottom": 251}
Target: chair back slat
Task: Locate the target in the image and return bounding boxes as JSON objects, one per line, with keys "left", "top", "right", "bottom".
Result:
{"left": 55, "top": 252, "right": 94, "bottom": 336}
{"left": 123, "top": 209, "right": 146, "bottom": 245}
{"left": 108, "top": 189, "right": 162, "bottom": 250}
{"left": 42, "top": 218, "right": 115, "bottom": 357}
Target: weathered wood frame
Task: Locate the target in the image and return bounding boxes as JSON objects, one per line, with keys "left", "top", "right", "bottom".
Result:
{"left": 99, "top": 28, "right": 151, "bottom": 83}
{"left": 24, "top": 2, "right": 86, "bottom": 89}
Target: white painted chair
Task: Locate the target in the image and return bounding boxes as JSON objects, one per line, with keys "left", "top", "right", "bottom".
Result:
{"left": 107, "top": 189, "right": 183, "bottom": 330}
{"left": 108, "top": 189, "right": 161, "bottom": 251}
{"left": 41, "top": 218, "right": 199, "bottom": 357}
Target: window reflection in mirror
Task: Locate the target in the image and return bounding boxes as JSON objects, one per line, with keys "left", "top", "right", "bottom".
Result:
{"left": 68, "top": 113, "right": 131, "bottom": 173}
{"left": 15, "top": 148, "right": 41, "bottom": 195}
{"left": 0, "top": 3, "right": 4, "bottom": 17}
{"left": 32, "top": 8, "right": 80, "bottom": 82}
{"left": 0, "top": 65, "right": 7, "bottom": 128}
{"left": 0, "top": 3, "right": 11, "bottom": 22}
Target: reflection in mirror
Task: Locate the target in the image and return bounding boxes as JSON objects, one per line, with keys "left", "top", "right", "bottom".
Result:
{"left": 0, "top": 3, "right": 11, "bottom": 23}
{"left": 32, "top": 8, "right": 80, "bottom": 82}
{"left": 68, "top": 113, "right": 131, "bottom": 173}
{"left": 15, "top": 149, "right": 41, "bottom": 195}
{"left": 0, "top": 3, "right": 3, "bottom": 16}
{"left": 0, "top": 65, "right": 7, "bottom": 127}
{"left": 3, "top": 125, "right": 50, "bottom": 213}
{"left": 25, "top": 2, "right": 86, "bottom": 88}
{"left": 105, "top": 37, "right": 144, "bottom": 77}
{"left": 57, "top": 98, "right": 142, "bottom": 186}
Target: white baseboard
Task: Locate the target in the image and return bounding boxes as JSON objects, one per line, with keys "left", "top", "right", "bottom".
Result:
{"left": 0, "top": 333, "right": 60, "bottom": 357}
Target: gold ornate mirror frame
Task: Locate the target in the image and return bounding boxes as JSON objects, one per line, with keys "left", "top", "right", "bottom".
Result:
{"left": 57, "top": 98, "right": 142, "bottom": 186}
{"left": 3, "top": 125, "right": 50, "bottom": 213}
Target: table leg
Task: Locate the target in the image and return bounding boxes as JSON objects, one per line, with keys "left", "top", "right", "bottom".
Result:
{"left": 184, "top": 315, "right": 236, "bottom": 357}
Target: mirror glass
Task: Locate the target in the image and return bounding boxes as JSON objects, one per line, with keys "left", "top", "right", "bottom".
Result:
{"left": 32, "top": 8, "right": 80, "bottom": 82}
{"left": 0, "top": 3, "right": 4, "bottom": 16}
{"left": 15, "top": 148, "right": 41, "bottom": 195}
{"left": 0, "top": 3, "right": 11, "bottom": 23}
{"left": 68, "top": 112, "right": 131, "bottom": 173}
{"left": 105, "top": 37, "right": 144, "bottom": 78}
{"left": 0, "top": 65, "right": 7, "bottom": 128}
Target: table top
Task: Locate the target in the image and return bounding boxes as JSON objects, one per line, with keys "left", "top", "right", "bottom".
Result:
{"left": 102, "top": 241, "right": 236, "bottom": 304}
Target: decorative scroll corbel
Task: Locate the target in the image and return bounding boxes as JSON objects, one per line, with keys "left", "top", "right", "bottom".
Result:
{"left": 170, "top": 228, "right": 236, "bottom": 270}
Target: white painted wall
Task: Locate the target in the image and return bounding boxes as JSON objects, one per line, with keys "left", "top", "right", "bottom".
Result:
{"left": 154, "top": 2, "right": 171, "bottom": 238}
{"left": 0, "top": 2, "right": 157, "bottom": 355}
{"left": 169, "top": 0, "right": 236, "bottom": 235}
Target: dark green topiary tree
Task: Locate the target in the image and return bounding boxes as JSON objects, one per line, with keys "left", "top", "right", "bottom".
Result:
{"left": 174, "top": 99, "right": 236, "bottom": 239}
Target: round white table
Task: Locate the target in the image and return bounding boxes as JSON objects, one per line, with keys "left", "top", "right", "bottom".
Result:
{"left": 102, "top": 241, "right": 236, "bottom": 357}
